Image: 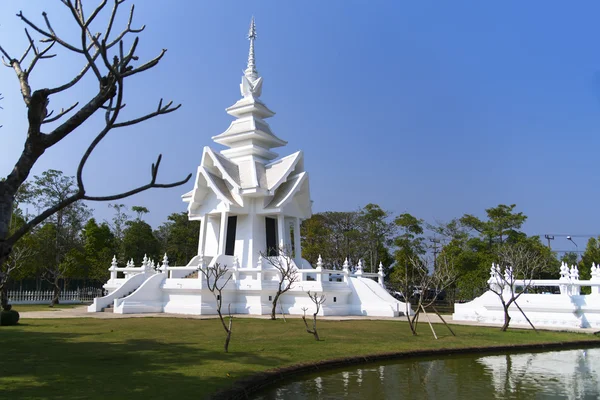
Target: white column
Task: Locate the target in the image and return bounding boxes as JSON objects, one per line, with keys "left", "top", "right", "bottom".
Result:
{"left": 277, "top": 214, "right": 285, "bottom": 251}
{"left": 218, "top": 211, "right": 229, "bottom": 255}
{"left": 197, "top": 216, "right": 208, "bottom": 256}
{"left": 294, "top": 217, "right": 302, "bottom": 264}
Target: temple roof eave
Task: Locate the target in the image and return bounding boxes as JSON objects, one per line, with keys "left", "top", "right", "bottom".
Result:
{"left": 226, "top": 97, "right": 275, "bottom": 119}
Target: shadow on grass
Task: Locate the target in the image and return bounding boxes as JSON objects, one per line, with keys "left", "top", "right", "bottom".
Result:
{"left": 0, "top": 324, "right": 286, "bottom": 400}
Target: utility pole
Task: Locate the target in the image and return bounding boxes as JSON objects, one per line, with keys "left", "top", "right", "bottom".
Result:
{"left": 544, "top": 234, "right": 555, "bottom": 250}
{"left": 430, "top": 238, "right": 440, "bottom": 269}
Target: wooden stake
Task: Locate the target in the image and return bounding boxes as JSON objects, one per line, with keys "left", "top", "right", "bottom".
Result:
{"left": 432, "top": 305, "right": 456, "bottom": 336}
{"left": 421, "top": 304, "right": 438, "bottom": 340}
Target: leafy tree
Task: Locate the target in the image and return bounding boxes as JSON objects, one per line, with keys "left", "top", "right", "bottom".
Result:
{"left": 461, "top": 204, "right": 527, "bottom": 247}
{"left": 155, "top": 212, "right": 199, "bottom": 266}
{"left": 0, "top": 0, "right": 190, "bottom": 310}
{"left": 358, "top": 203, "right": 395, "bottom": 272}
{"left": 107, "top": 203, "right": 130, "bottom": 262}
{"left": 300, "top": 214, "right": 332, "bottom": 267}
{"left": 579, "top": 237, "right": 600, "bottom": 281}
{"left": 560, "top": 252, "right": 578, "bottom": 268}
{"left": 26, "top": 170, "right": 91, "bottom": 306}
{"left": 81, "top": 218, "right": 117, "bottom": 283}
{"left": 123, "top": 220, "right": 160, "bottom": 265}
{"left": 390, "top": 213, "right": 426, "bottom": 283}
{"left": 131, "top": 206, "right": 150, "bottom": 220}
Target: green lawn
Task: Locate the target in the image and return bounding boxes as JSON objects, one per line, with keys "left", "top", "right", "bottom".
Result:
{"left": 0, "top": 317, "right": 597, "bottom": 399}
{"left": 9, "top": 304, "right": 84, "bottom": 312}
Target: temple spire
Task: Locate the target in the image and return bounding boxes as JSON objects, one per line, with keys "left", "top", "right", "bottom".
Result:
{"left": 245, "top": 17, "right": 258, "bottom": 82}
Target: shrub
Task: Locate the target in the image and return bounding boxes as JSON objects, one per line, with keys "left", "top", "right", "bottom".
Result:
{"left": 1, "top": 309, "right": 20, "bottom": 326}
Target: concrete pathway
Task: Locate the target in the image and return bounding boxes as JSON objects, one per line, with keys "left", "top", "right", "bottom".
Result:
{"left": 16, "top": 305, "right": 600, "bottom": 334}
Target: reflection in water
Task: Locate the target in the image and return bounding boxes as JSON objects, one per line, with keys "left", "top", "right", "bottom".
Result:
{"left": 253, "top": 348, "right": 600, "bottom": 399}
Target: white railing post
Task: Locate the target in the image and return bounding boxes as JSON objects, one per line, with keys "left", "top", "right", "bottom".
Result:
{"left": 570, "top": 265, "right": 580, "bottom": 295}
{"left": 316, "top": 254, "right": 323, "bottom": 283}
{"left": 342, "top": 258, "right": 349, "bottom": 283}
{"left": 109, "top": 255, "right": 118, "bottom": 281}
{"left": 355, "top": 259, "right": 364, "bottom": 277}
{"left": 378, "top": 262, "right": 385, "bottom": 288}
{"left": 591, "top": 263, "right": 600, "bottom": 295}
{"left": 160, "top": 253, "right": 169, "bottom": 276}
{"left": 503, "top": 266, "right": 513, "bottom": 296}
{"left": 559, "top": 262, "right": 569, "bottom": 295}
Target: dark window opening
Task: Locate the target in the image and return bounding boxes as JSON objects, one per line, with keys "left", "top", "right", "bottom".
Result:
{"left": 265, "top": 217, "right": 278, "bottom": 256}
{"left": 268, "top": 295, "right": 272, "bottom": 301}
{"left": 217, "top": 295, "right": 221, "bottom": 301}
{"left": 225, "top": 216, "right": 237, "bottom": 256}
{"left": 333, "top": 297, "right": 337, "bottom": 303}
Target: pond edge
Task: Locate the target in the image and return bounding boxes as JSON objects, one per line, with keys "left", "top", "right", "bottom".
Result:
{"left": 208, "top": 339, "right": 600, "bottom": 400}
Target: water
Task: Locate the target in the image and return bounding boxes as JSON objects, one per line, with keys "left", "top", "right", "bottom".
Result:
{"left": 253, "top": 348, "right": 600, "bottom": 399}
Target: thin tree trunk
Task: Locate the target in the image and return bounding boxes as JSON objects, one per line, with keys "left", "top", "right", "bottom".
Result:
{"left": 501, "top": 307, "right": 511, "bottom": 331}
{"left": 311, "top": 313, "right": 320, "bottom": 341}
{"left": 51, "top": 276, "right": 60, "bottom": 307}
{"left": 271, "top": 292, "right": 281, "bottom": 320}
{"left": 0, "top": 282, "right": 8, "bottom": 311}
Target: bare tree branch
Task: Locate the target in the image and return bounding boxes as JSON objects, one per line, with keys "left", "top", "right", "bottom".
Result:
{"left": 261, "top": 246, "right": 299, "bottom": 320}
{"left": 0, "top": 2, "right": 188, "bottom": 280}
{"left": 43, "top": 102, "right": 79, "bottom": 124}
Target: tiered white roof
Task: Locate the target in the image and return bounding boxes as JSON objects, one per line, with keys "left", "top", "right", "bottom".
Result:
{"left": 211, "top": 17, "right": 287, "bottom": 163}
{"left": 183, "top": 18, "right": 311, "bottom": 219}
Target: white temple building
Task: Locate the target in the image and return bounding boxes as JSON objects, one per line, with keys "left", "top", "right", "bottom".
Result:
{"left": 88, "top": 19, "right": 405, "bottom": 318}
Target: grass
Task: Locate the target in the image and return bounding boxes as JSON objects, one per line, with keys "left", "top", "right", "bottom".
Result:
{"left": 10, "top": 304, "right": 83, "bottom": 312}
{"left": 0, "top": 317, "right": 598, "bottom": 399}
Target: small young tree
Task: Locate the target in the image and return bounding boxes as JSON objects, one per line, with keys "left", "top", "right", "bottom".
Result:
{"left": 393, "top": 255, "right": 457, "bottom": 336}
{"left": 198, "top": 263, "right": 233, "bottom": 352}
{"left": 301, "top": 291, "right": 326, "bottom": 341}
{"left": 491, "top": 244, "right": 545, "bottom": 332}
{"left": 260, "top": 247, "right": 299, "bottom": 320}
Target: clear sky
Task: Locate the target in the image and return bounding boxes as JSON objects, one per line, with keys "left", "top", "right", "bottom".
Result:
{"left": 2, "top": 1, "right": 600, "bottom": 254}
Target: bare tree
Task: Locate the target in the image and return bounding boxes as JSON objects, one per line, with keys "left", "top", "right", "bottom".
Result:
{"left": 395, "top": 255, "right": 457, "bottom": 336}
{"left": 0, "top": 245, "right": 35, "bottom": 309}
{"left": 198, "top": 263, "right": 233, "bottom": 352}
{"left": 491, "top": 244, "right": 545, "bottom": 332}
{"left": 260, "top": 246, "right": 299, "bottom": 320}
{"left": 301, "top": 291, "right": 326, "bottom": 341}
{"left": 0, "top": 1, "right": 191, "bottom": 309}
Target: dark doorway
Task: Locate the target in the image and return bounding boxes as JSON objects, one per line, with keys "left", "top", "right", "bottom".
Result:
{"left": 265, "top": 217, "right": 278, "bottom": 256}
{"left": 225, "top": 216, "right": 237, "bottom": 256}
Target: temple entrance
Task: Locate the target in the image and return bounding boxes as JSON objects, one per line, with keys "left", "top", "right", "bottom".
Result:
{"left": 225, "top": 216, "right": 237, "bottom": 256}
{"left": 265, "top": 217, "right": 278, "bottom": 256}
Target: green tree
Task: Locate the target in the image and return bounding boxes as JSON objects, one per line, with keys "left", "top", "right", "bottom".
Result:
{"left": 389, "top": 213, "right": 426, "bottom": 289}
{"left": 460, "top": 204, "right": 527, "bottom": 247}
{"left": 123, "top": 220, "right": 160, "bottom": 265}
{"left": 358, "top": 203, "right": 395, "bottom": 272}
{"left": 579, "top": 237, "right": 600, "bottom": 281}
{"left": 81, "top": 218, "right": 117, "bottom": 283}
{"left": 156, "top": 212, "right": 199, "bottom": 266}
{"left": 107, "top": 203, "right": 130, "bottom": 263}
{"left": 301, "top": 214, "right": 333, "bottom": 267}
{"left": 27, "top": 170, "right": 91, "bottom": 306}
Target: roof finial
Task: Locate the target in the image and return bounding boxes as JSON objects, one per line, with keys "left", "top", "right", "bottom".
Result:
{"left": 245, "top": 17, "right": 258, "bottom": 81}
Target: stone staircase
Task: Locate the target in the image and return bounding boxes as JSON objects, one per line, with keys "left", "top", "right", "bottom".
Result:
{"left": 100, "top": 288, "right": 138, "bottom": 312}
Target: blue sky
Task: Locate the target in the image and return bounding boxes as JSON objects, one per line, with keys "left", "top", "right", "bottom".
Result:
{"left": 2, "top": 1, "right": 600, "bottom": 253}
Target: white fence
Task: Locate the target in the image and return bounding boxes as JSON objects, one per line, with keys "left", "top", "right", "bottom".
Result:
{"left": 8, "top": 288, "right": 104, "bottom": 304}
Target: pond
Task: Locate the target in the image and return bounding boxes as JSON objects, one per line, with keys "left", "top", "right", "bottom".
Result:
{"left": 253, "top": 347, "right": 600, "bottom": 399}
